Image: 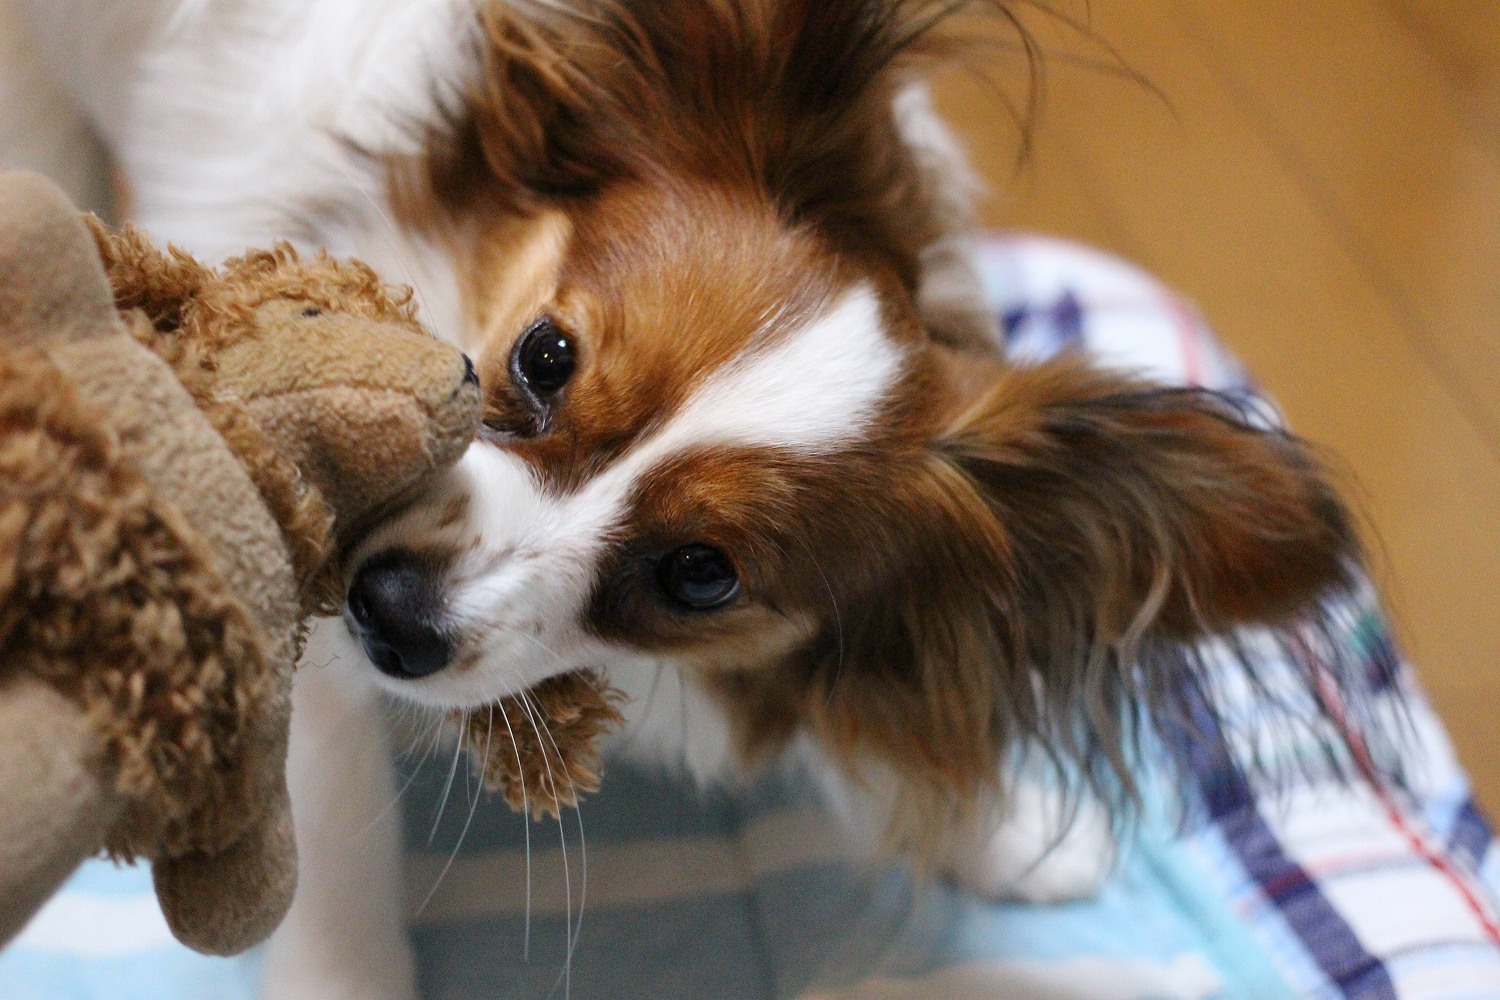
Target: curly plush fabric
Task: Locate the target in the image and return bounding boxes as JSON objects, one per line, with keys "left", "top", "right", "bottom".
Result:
{"left": 90, "top": 220, "right": 629, "bottom": 821}
{"left": 0, "top": 344, "right": 266, "bottom": 860}
{"left": 91, "top": 220, "right": 421, "bottom": 342}
{"left": 454, "top": 670, "right": 625, "bottom": 819}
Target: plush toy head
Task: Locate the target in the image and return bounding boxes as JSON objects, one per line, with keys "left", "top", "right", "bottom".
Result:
{"left": 90, "top": 221, "right": 484, "bottom": 602}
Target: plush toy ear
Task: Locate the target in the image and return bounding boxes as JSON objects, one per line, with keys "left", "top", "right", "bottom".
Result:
{"left": 0, "top": 171, "right": 120, "bottom": 347}
{"left": 84, "top": 216, "right": 214, "bottom": 333}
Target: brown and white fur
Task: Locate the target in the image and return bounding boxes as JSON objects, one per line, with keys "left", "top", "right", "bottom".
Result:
{"left": 5, "top": 1, "right": 1359, "bottom": 996}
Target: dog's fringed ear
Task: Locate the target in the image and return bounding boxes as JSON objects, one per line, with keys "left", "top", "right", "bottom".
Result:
{"left": 802, "top": 358, "right": 1360, "bottom": 853}
{"left": 418, "top": 2, "right": 623, "bottom": 212}
{"left": 938, "top": 359, "right": 1357, "bottom": 642}
{"left": 84, "top": 216, "right": 214, "bottom": 333}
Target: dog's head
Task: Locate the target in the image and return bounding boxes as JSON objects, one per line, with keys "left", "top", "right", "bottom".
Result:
{"left": 350, "top": 0, "right": 1358, "bottom": 844}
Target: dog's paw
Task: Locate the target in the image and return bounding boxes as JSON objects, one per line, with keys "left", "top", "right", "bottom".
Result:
{"left": 943, "top": 784, "right": 1116, "bottom": 904}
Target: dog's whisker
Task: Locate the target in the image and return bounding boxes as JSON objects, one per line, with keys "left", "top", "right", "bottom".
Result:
{"left": 678, "top": 672, "right": 690, "bottom": 776}
{"left": 528, "top": 689, "right": 591, "bottom": 975}
{"left": 609, "top": 660, "right": 665, "bottom": 755}
{"left": 427, "top": 723, "right": 465, "bottom": 848}
{"left": 415, "top": 707, "right": 494, "bottom": 918}
{"left": 501, "top": 615, "right": 597, "bottom": 958}
{"left": 508, "top": 627, "right": 570, "bottom": 669}
{"left": 516, "top": 690, "right": 574, "bottom": 1000}
{"left": 515, "top": 691, "right": 573, "bottom": 996}
{"left": 356, "top": 747, "right": 427, "bottom": 842}
{"left": 493, "top": 691, "right": 535, "bottom": 961}
{"left": 792, "top": 537, "right": 845, "bottom": 707}
{"left": 415, "top": 705, "right": 448, "bottom": 773}
{"left": 501, "top": 618, "right": 600, "bottom": 960}
{"left": 329, "top": 159, "right": 437, "bottom": 327}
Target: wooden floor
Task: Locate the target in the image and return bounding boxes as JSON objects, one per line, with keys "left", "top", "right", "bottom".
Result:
{"left": 933, "top": 0, "right": 1500, "bottom": 809}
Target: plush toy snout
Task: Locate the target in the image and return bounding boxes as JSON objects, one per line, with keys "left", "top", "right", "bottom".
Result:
{"left": 209, "top": 304, "right": 483, "bottom": 540}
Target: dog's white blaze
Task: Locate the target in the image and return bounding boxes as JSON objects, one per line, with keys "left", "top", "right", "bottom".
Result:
{"left": 474, "top": 281, "right": 901, "bottom": 579}
{"left": 585, "top": 282, "right": 901, "bottom": 503}
{"left": 650, "top": 283, "right": 901, "bottom": 456}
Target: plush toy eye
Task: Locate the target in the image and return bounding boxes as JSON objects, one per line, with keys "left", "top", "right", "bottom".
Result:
{"left": 513, "top": 317, "right": 576, "bottom": 397}
{"left": 655, "top": 544, "right": 740, "bottom": 610}
{"left": 301, "top": 307, "right": 323, "bottom": 318}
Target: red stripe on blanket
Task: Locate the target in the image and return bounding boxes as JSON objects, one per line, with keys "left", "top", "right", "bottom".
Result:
{"left": 1306, "top": 642, "right": 1500, "bottom": 945}
{"left": 1164, "top": 291, "right": 1207, "bottom": 387}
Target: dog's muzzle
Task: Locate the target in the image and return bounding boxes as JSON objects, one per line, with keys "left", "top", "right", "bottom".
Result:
{"left": 346, "top": 550, "right": 453, "bottom": 679}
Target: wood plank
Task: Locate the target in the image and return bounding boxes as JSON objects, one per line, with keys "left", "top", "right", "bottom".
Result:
{"left": 932, "top": 64, "right": 1139, "bottom": 257}
{"left": 931, "top": 6, "right": 1140, "bottom": 249}
{"left": 1378, "top": 0, "right": 1500, "bottom": 149}
{"left": 935, "top": 0, "right": 1500, "bottom": 807}
{"left": 1166, "top": 0, "right": 1500, "bottom": 449}
{"left": 1381, "top": 0, "right": 1500, "bottom": 79}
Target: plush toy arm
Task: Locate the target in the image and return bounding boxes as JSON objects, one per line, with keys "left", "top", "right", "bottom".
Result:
{"left": 0, "top": 172, "right": 303, "bottom": 957}
{"left": 0, "top": 332, "right": 297, "bottom": 957}
{"left": 155, "top": 649, "right": 299, "bottom": 957}
{"left": 0, "top": 656, "right": 298, "bottom": 960}
{"left": 154, "top": 781, "right": 297, "bottom": 956}
{"left": 0, "top": 678, "right": 123, "bottom": 947}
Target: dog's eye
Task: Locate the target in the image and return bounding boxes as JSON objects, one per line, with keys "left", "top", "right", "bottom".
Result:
{"left": 513, "top": 317, "right": 576, "bottom": 397}
{"left": 656, "top": 544, "right": 740, "bottom": 611}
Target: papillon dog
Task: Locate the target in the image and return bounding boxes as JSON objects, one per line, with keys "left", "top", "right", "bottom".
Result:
{"left": 6, "top": 1, "right": 1359, "bottom": 996}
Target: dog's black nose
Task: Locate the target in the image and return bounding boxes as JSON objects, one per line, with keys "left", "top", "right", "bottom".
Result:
{"left": 347, "top": 552, "right": 453, "bottom": 679}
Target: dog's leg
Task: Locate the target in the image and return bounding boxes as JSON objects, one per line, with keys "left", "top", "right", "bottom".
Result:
{"left": 941, "top": 781, "right": 1117, "bottom": 904}
{"left": 262, "top": 620, "right": 417, "bottom": 1000}
{"left": 636, "top": 686, "right": 1117, "bottom": 907}
{"left": 806, "top": 746, "right": 1116, "bottom": 905}
{"left": 0, "top": 0, "right": 113, "bottom": 213}
{"left": 892, "top": 82, "right": 1000, "bottom": 355}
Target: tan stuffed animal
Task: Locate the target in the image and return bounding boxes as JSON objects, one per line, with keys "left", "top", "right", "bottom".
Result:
{"left": 91, "top": 206, "right": 624, "bottom": 829}
{"left": 0, "top": 171, "right": 623, "bottom": 957}
{"left": 0, "top": 170, "right": 481, "bottom": 956}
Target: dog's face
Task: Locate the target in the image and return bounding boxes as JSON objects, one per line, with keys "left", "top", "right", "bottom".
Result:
{"left": 344, "top": 0, "right": 1359, "bottom": 844}
{"left": 349, "top": 180, "right": 941, "bottom": 703}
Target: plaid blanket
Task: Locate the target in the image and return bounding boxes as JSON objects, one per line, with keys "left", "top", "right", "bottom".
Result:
{"left": 5, "top": 234, "right": 1498, "bottom": 1000}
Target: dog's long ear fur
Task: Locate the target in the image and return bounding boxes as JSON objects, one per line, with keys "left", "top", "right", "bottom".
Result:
{"left": 445, "top": 0, "right": 987, "bottom": 200}
{"left": 418, "top": 0, "right": 1023, "bottom": 349}
{"left": 800, "top": 359, "right": 1360, "bottom": 852}
{"left": 940, "top": 361, "right": 1357, "bottom": 639}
